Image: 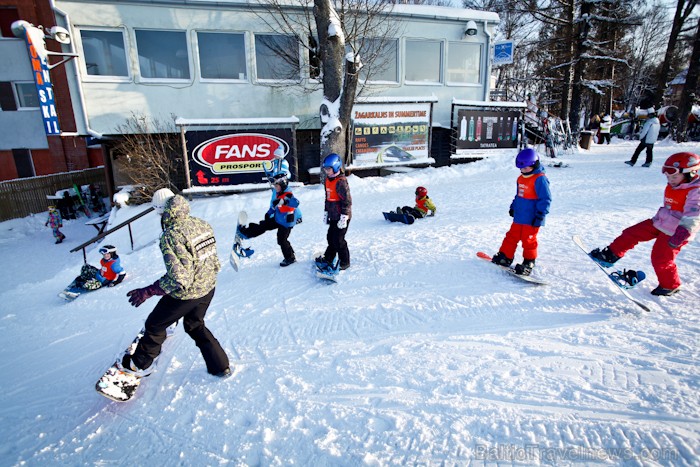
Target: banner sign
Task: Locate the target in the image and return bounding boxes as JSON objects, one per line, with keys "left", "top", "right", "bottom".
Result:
{"left": 350, "top": 102, "right": 431, "bottom": 166}
{"left": 455, "top": 108, "right": 520, "bottom": 152}
{"left": 23, "top": 32, "right": 60, "bottom": 135}
{"left": 186, "top": 129, "right": 294, "bottom": 187}
{"left": 493, "top": 41, "right": 514, "bottom": 66}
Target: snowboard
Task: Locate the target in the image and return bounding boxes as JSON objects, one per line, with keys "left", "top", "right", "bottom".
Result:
{"left": 383, "top": 211, "right": 415, "bottom": 225}
{"left": 476, "top": 252, "right": 548, "bottom": 285}
{"left": 73, "top": 183, "right": 91, "bottom": 217}
{"left": 230, "top": 211, "right": 254, "bottom": 271}
{"left": 314, "top": 257, "right": 340, "bottom": 282}
{"left": 58, "top": 276, "right": 102, "bottom": 301}
{"left": 95, "top": 323, "right": 178, "bottom": 402}
{"left": 572, "top": 235, "right": 651, "bottom": 312}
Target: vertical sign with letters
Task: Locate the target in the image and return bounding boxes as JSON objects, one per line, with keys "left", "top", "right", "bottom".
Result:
{"left": 23, "top": 32, "right": 61, "bottom": 135}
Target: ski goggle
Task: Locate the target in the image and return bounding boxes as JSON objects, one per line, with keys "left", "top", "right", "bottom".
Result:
{"left": 99, "top": 247, "right": 115, "bottom": 255}
{"left": 662, "top": 166, "right": 681, "bottom": 175}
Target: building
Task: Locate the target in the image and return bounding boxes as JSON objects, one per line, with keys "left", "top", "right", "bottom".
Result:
{"left": 2, "top": 0, "right": 515, "bottom": 205}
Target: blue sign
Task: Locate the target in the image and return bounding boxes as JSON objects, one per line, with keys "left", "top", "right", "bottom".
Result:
{"left": 23, "top": 32, "right": 61, "bottom": 135}
{"left": 493, "top": 41, "right": 514, "bottom": 66}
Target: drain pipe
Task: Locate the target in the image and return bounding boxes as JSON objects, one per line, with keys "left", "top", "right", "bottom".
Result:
{"left": 50, "top": 1, "right": 104, "bottom": 140}
{"left": 483, "top": 19, "right": 492, "bottom": 102}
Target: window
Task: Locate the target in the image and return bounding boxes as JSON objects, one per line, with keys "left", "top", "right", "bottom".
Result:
{"left": 447, "top": 42, "right": 481, "bottom": 84}
{"left": 0, "top": 82, "right": 17, "bottom": 111}
{"left": 405, "top": 40, "right": 442, "bottom": 84}
{"left": 12, "top": 149, "right": 35, "bottom": 178}
{"left": 359, "top": 38, "right": 398, "bottom": 83}
{"left": 135, "top": 30, "right": 190, "bottom": 80}
{"left": 79, "top": 29, "right": 129, "bottom": 78}
{"left": 15, "top": 82, "right": 39, "bottom": 108}
{"left": 197, "top": 32, "right": 247, "bottom": 80}
{"left": 0, "top": 7, "right": 20, "bottom": 38}
{"left": 255, "top": 34, "right": 299, "bottom": 81}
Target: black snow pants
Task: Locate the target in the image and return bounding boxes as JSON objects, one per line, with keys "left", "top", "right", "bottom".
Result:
{"left": 323, "top": 220, "right": 350, "bottom": 268}
{"left": 131, "top": 288, "right": 229, "bottom": 375}
{"left": 240, "top": 216, "right": 295, "bottom": 261}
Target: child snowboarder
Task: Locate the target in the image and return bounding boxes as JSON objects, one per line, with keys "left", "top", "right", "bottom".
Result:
{"left": 60, "top": 245, "right": 126, "bottom": 299}
{"left": 397, "top": 186, "right": 437, "bottom": 219}
{"left": 491, "top": 148, "right": 552, "bottom": 276}
{"left": 590, "top": 152, "right": 700, "bottom": 296}
{"left": 316, "top": 153, "right": 352, "bottom": 271}
{"left": 263, "top": 146, "right": 291, "bottom": 183}
{"left": 238, "top": 177, "right": 302, "bottom": 267}
{"left": 45, "top": 205, "right": 65, "bottom": 244}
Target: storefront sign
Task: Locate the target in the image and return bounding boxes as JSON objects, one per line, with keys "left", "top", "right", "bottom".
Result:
{"left": 187, "top": 130, "right": 294, "bottom": 186}
{"left": 350, "top": 102, "right": 431, "bottom": 166}
{"left": 23, "top": 31, "right": 60, "bottom": 135}
{"left": 455, "top": 109, "right": 520, "bottom": 152}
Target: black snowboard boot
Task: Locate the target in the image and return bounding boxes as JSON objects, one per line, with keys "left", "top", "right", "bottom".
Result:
{"left": 491, "top": 251, "right": 513, "bottom": 267}
{"left": 280, "top": 257, "right": 296, "bottom": 267}
{"left": 650, "top": 286, "right": 680, "bottom": 296}
{"left": 589, "top": 246, "right": 620, "bottom": 267}
{"left": 515, "top": 259, "right": 536, "bottom": 276}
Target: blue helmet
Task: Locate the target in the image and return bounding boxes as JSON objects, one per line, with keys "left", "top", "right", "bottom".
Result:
{"left": 322, "top": 153, "right": 342, "bottom": 173}
{"left": 515, "top": 148, "right": 539, "bottom": 168}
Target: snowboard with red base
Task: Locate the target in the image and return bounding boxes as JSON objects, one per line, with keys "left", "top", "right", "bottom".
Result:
{"left": 476, "top": 251, "right": 548, "bottom": 285}
{"left": 572, "top": 235, "right": 650, "bottom": 312}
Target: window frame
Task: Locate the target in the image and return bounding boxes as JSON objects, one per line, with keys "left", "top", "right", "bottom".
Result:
{"left": 404, "top": 38, "right": 443, "bottom": 86}
{"left": 76, "top": 27, "right": 131, "bottom": 83}
{"left": 196, "top": 30, "right": 249, "bottom": 83}
{"left": 253, "top": 33, "right": 301, "bottom": 83}
{"left": 445, "top": 41, "right": 482, "bottom": 86}
{"left": 134, "top": 28, "right": 192, "bottom": 83}
{"left": 13, "top": 82, "right": 40, "bottom": 109}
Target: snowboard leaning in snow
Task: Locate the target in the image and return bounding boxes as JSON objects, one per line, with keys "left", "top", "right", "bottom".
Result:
{"left": 95, "top": 324, "right": 177, "bottom": 402}
{"left": 572, "top": 235, "right": 651, "bottom": 312}
{"left": 58, "top": 283, "right": 93, "bottom": 301}
{"left": 229, "top": 211, "right": 254, "bottom": 272}
{"left": 476, "top": 252, "right": 548, "bottom": 285}
{"left": 383, "top": 211, "right": 415, "bottom": 225}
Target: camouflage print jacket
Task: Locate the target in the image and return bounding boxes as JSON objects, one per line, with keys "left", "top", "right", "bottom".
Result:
{"left": 157, "top": 195, "right": 220, "bottom": 300}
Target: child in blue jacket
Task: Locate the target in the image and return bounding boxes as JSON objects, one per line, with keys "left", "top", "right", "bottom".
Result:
{"left": 491, "top": 148, "right": 552, "bottom": 275}
{"left": 238, "top": 177, "right": 302, "bottom": 267}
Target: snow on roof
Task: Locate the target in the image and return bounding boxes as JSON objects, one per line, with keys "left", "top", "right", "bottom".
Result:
{"left": 452, "top": 99, "right": 526, "bottom": 108}
{"left": 356, "top": 96, "right": 439, "bottom": 104}
{"left": 175, "top": 117, "right": 300, "bottom": 126}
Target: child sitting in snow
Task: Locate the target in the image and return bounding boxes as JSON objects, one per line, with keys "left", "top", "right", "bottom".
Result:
{"left": 397, "top": 186, "right": 437, "bottom": 219}
{"left": 67, "top": 245, "right": 126, "bottom": 292}
{"left": 590, "top": 152, "right": 700, "bottom": 296}
{"left": 45, "top": 205, "right": 65, "bottom": 244}
{"left": 491, "top": 148, "right": 552, "bottom": 276}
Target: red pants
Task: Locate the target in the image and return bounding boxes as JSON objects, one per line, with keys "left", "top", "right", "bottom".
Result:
{"left": 499, "top": 223, "right": 540, "bottom": 260}
{"left": 609, "top": 219, "right": 684, "bottom": 289}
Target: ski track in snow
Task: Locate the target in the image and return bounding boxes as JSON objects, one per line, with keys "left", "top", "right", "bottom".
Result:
{"left": 0, "top": 141, "right": 699, "bottom": 465}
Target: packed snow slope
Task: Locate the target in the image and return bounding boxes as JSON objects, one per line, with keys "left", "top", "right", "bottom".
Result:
{"left": 1, "top": 140, "right": 699, "bottom": 466}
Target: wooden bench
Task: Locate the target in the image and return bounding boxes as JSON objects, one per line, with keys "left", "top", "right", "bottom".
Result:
{"left": 85, "top": 213, "right": 111, "bottom": 233}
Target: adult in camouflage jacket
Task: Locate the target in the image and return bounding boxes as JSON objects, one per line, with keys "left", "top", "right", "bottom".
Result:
{"left": 123, "top": 191, "right": 230, "bottom": 377}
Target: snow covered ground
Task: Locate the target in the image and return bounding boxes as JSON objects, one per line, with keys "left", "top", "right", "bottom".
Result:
{"left": 1, "top": 139, "right": 699, "bottom": 466}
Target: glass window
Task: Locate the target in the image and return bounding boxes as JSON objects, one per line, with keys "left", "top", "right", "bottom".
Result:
{"left": 135, "top": 30, "right": 190, "bottom": 80}
{"left": 405, "top": 40, "right": 442, "bottom": 83}
{"left": 12, "top": 149, "right": 35, "bottom": 178}
{"left": 447, "top": 42, "right": 481, "bottom": 84}
{"left": 80, "top": 29, "right": 129, "bottom": 77}
{"left": 15, "top": 82, "right": 39, "bottom": 108}
{"left": 197, "top": 32, "right": 247, "bottom": 80}
{"left": 360, "top": 38, "right": 398, "bottom": 83}
{"left": 0, "top": 7, "right": 20, "bottom": 38}
{"left": 255, "top": 34, "right": 299, "bottom": 80}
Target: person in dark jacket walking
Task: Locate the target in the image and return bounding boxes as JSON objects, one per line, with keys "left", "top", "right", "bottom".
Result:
{"left": 121, "top": 188, "right": 230, "bottom": 378}
{"left": 316, "top": 153, "right": 353, "bottom": 270}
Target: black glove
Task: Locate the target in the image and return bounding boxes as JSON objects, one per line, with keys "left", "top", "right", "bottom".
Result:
{"left": 127, "top": 281, "right": 165, "bottom": 307}
{"left": 509, "top": 208, "right": 514, "bottom": 218}
{"left": 533, "top": 215, "right": 544, "bottom": 227}
{"left": 286, "top": 213, "right": 295, "bottom": 223}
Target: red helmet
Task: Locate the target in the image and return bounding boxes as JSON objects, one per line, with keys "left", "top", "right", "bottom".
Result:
{"left": 662, "top": 152, "right": 700, "bottom": 177}
{"left": 415, "top": 186, "right": 428, "bottom": 198}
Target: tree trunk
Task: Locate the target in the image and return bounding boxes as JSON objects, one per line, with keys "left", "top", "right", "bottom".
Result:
{"left": 675, "top": 17, "right": 700, "bottom": 142}
{"left": 654, "top": 0, "right": 690, "bottom": 107}
{"left": 569, "top": 1, "right": 592, "bottom": 133}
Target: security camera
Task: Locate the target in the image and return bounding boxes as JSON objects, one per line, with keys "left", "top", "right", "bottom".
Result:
{"left": 465, "top": 20, "right": 478, "bottom": 37}
{"left": 48, "top": 26, "right": 71, "bottom": 44}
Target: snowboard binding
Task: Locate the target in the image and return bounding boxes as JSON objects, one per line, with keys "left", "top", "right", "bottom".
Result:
{"left": 232, "top": 242, "right": 255, "bottom": 258}
{"left": 609, "top": 269, "right": 646, "bottom": 289}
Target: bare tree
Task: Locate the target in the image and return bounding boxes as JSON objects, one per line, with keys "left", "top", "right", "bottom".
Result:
{"left": 252, "top": 0, "right": 401, "bottom": 167}
{"left": 675, "top": 17, "right": 700, "bottom": 141}
{"left": 113, "top": 113, "right": 182, "bottom": 202}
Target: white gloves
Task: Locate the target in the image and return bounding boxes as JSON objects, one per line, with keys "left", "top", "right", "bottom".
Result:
{"left": 337, "top": 214, "right": 349, "bottom": 229}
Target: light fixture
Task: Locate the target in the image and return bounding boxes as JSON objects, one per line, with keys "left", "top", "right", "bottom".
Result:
{"left": 465, "top": 20, "right": 478, "bottom": 37}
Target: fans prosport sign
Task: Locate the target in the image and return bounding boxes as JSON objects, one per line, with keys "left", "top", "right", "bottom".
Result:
{"left": 193, "top": 133, "right": 288, "bottom": 174}
{"left": 186, "top": 129, "right": 294, "bottom": 187}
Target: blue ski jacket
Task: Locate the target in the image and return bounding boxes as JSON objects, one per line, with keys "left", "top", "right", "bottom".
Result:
{"left": 509, "top": 165, "right": 551, "bottom": 227}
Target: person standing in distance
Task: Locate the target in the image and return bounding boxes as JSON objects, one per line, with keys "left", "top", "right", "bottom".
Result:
{"left": 626, "top": 108, "right": 661, "bottom": 167}
{"left": 316, "top": 153, "right": 353, "bottom": 270}
{"left": 121, "top": 188, "right": 231, "bottom": 378}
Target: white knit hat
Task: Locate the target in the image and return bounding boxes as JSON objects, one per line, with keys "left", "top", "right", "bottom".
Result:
{"left": 151, "top": 188, "right": 175, "bottom": 215}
